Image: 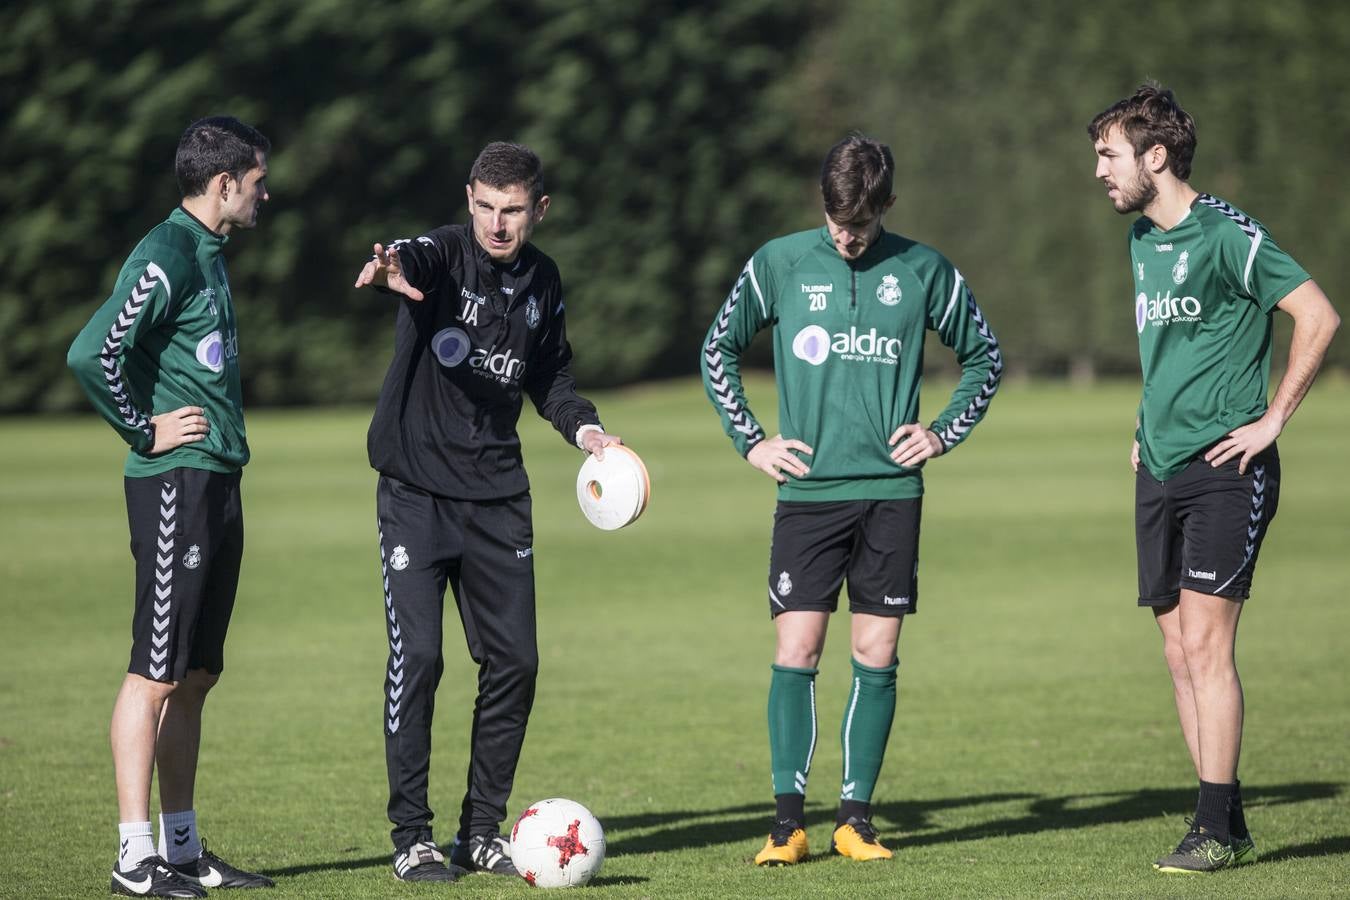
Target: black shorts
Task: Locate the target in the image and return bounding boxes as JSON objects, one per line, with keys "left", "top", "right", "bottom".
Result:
{"left": 1135, "top": 446, "right": 1279, "bottom": 605}
{"left": 766, "top": 498, "right": 921, "bottom": 618}
{"left": 124, "top": 468, "right": 243, "bottom": 682}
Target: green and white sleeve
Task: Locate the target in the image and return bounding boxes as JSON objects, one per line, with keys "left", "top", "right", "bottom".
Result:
{"left": 926, "top": 265, "right": 1003, "bottom": 452}
{"left": 67, "top": 253, "right": 186, "bottom": 452}
{"left": 701, "top": 254, "right": 774, "bottom": 457}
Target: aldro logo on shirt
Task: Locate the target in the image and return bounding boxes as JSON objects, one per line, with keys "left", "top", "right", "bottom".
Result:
{"left": 431, "top": 327, "right": 526, "bottom": 383}
{"left": 791, "top": 325, "right": 902, "bottom": 367}
{"left": 195, "top": 329, "right": 239, "bottom": 373}
{"left": 1136, "top": 291, "right": 1202, "bottom": 333}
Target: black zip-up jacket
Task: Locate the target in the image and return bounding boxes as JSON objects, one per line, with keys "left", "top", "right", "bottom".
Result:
{"left": 367, "top": 224, "right": 600, "bottom": 500}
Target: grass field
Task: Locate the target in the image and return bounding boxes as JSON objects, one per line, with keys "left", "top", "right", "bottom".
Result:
{"left": 1, "top": 378, "right": 1348, "bottom": 899}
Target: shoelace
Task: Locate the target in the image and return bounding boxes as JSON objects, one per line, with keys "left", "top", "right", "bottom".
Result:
{"left": 768, "top": 819, "right": 801, "bottom": 845}
{"left": 1172, "top": 819, "right": 1212, "bottom": 854}
{"left": 846, "top": 819, "right": 880, "bottom": 844}
{"left": 474, "top": 836, "right": 509, "bottom": 867}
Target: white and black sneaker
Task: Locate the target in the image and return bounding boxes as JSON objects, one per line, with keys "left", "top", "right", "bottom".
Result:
{"left": 111, "top": 854, "right": 207, "bottom": 897}
{"left": 450, "top": 832, "right": 518, "bottom": 876}
{"left": 393, "top": 841, "right": 461, "bottom": 882}
{"left": 170, "top": 840, "right": 275, "bottom": 888}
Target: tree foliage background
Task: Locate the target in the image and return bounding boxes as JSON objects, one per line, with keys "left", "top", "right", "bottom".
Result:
{"left": 2, "top": 0, "right": 1346, "bottom": 411}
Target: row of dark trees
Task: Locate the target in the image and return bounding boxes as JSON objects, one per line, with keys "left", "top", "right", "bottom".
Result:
{"left": 3, "top": 0, "right": 1345, "bottom": 411}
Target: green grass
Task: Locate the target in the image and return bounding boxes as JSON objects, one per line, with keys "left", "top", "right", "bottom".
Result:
{"left": 2, "top": 378, "right": 1348, "bottom": 898}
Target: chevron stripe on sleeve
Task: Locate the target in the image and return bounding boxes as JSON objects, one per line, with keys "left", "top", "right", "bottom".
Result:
{"left": 1196, "top": 194, "right": 1264, "bottom": 293}
{"left": 99, "top": 263, "right": 171, "bottom": 443}
{"left": 935, "top": 282, "right": 1003, "bottom": 452}
{"left": 702, "top": 259, "right": 767, "bottom": 453}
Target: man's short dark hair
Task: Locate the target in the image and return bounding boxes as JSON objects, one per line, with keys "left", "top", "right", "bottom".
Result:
{"left": 175, "top": 116, "right": 270, "bottom": 198}
{"left": 820, "top": 134, "right": 894, "bottom": 223}
{"left": 469, "top": 142, "right": 545, "bottom": 204}
{"left": 1087, "top": 82, "right": 1196, "bottom": 180}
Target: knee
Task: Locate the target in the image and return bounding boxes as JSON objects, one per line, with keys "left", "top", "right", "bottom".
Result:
{"left": 399, "top": 643, "right": 442, "bottom": 676}
{"left": 851, "top": 636, "right": 898, "bottom": 669}
{"left": 1179, "top": 630, "right": 1230, "bottom": 674}
{"left": 181, "top": 669, "right": 219, "bottom": 694}
{"left": 1160, "top": 638, "right": 1189, "bottom": 677}
{"left": 775, "top": 642, "right": 821, "bottom": 670}
{"left": 495, "top": 650, "right": 538, "bottom": 685}
{"left": 127, "top": 673, "right": 178, "bottom": 703}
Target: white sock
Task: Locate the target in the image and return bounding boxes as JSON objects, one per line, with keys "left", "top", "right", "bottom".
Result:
{"left": 118, "top": 821, "right": 155, "bottom": 870}
{"left": 158, "top": 809, "right": 201, "bottom": 865}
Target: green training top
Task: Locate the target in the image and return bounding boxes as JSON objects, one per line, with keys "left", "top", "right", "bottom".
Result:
{"left": 1129, "top": 194, "right": 1310, "bottom": 481}
{"left": 701, "top": 226, "right": 1003, "bottom": 501}
{"left": 67, "top": 207, "right": 248, "bottom": 477}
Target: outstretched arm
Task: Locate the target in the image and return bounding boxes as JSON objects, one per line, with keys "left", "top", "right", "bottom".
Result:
{"left": 354, "top": 243, "right": 424, "bottom": 301}
{"left": 1204, "top": 279, "right": 1340, "bottom": 473}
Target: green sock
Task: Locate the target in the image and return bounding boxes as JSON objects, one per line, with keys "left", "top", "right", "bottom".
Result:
{"left": 768, "top": 664, "right": 818, "bottom": 798}
{"left": 839, "top": 657, "right": 897, "bottom": 803}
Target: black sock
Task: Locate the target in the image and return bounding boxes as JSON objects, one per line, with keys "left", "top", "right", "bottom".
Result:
{"left": 774, "top": 793, "right": 805, "bottom": 825}
{"left": 1195, "top": 781, "right": 1235, "bottom": 843}
{"left": 1229, "top": 779, "right": 1249, "bottom": 839}
{"left": 836, "top": 799, "right": 871, "bottom": 827}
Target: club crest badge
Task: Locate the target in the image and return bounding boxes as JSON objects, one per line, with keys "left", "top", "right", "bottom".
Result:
{"left": 525, "top": 296, "right": 541, "bottom": 330}
{"left": 876, "top": 273, "right": 902, "bottom": 306}
{"left": 777, "top": 571, "right": 793, "bottom": 596}
{"left": 1172, "top": 250, "right": 1189, "bottom": 285}
{"left": 390, "top": 545, "right": 410, "bottom": 571}
{"left": 183, "top": 545, "right": 202, "bottom": 570}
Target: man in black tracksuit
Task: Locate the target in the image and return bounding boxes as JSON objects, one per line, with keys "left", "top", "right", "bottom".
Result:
{"left": 355, "top": 142, "right": 622, "bottom": 883}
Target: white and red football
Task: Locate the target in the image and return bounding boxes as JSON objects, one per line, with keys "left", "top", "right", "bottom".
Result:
{"left": 509, "top": 798, "right": 606, "bottom": 888}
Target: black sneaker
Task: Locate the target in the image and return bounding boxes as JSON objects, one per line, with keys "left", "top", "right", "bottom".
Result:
{"left": 450, "top": 832, "right": 518, "bottom": 876}
{"left": 393, "top": 841, "right": 461, "bottom": 882}
{"left": 1154, "top": 820, "right": 1234, "bottom": 873}
{"left": 111, "top": 855, "right": 207, "bottom": 897}
{"left": 170, "top": 840, "right": 275, "bottom": 889}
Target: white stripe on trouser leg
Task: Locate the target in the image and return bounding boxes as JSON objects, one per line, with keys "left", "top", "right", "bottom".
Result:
{"left": 379, "top": 528, "right": 406, "bottom": 734}
{"left": 148, "top": 483, "right": 176, "bottom": 680}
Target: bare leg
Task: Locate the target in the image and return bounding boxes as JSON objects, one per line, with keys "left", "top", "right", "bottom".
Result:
{"left": 156, "top": 669, "right": 218, "bottom": 813}
{"left": 111, "top": 674, "right": 178, "bottom": 823}
{"left": 1177, "top": 589, "right": 1244, "bottom": 782}
{"left": 1153, "top": 603, "right": 1201, "bottom": 775}
{"left": 849, "top": 613, "right": 902, "bottom": 667}
{"left": 774, "top": 610, "right": 831, "bottom": 668}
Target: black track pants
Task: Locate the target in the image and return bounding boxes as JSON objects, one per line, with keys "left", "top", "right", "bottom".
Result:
{"left": 376, "top": 474, "right": 538, "bottom": 851}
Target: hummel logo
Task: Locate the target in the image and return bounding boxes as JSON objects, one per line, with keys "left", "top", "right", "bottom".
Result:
{"left": 111, "top": 869, "right": 152, "bottom": 893}
{"left": 1187, "top": 568, "right": 1216, "bottom": 581}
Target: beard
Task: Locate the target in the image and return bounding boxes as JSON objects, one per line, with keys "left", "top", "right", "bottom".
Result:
{"left": 1113, "top": 161, "right": 1158, "bottom": 214}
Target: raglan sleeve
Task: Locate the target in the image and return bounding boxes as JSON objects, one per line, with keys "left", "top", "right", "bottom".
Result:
{"left": 66, "top": 250, "right": 192, "bottom": 453}
{"left": 1214, "top": 218, "right": 1311, "bottom": 313}
{"left": 924, "top": 260, "right": 1003, "bottom": 452}
{"left": 524, "top": 280, "right": 602, "bottom": 445}
{"left": 700, "top": 250, "right": 775, "bottom": 457}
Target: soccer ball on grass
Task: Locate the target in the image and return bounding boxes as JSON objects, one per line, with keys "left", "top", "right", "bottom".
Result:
{"left": 509, "top": 798, "right": 606, "bottom": 888}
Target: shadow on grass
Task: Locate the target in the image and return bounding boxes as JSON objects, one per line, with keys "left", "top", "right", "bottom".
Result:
{"left": 260, "top": 854, "right": 388, "bottom": 878}
{"left": 259, "top": 857, "right": 652, "bottom": 885}
{"left": 606, "top": 793, "right": 1034, "bottom": 855}
{"left": 606, "top": 781, "right": 1344, "bottom": 856}
{"left": 1261, "top": 834, "right": 1350, "bottom": 863}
